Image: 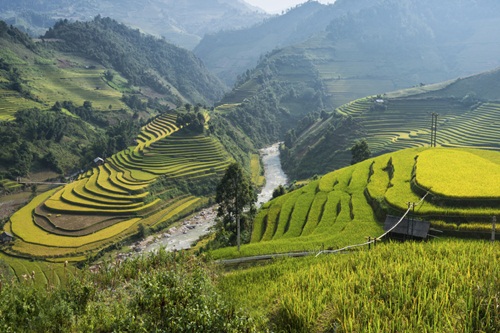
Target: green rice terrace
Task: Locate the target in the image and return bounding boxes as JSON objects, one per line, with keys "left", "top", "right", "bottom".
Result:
{"left": 348, "top": 97, "right": 499, "bottom": 154}
{"left": 0, "top": 45, "right": 130, "bottom": 120}
{"left": 288, "top": 96, "right": 500, "bottom": 176}
{"left": 2, "top": 111, "right": 232, "bottom": 261}
{"left": 212, "top": 147, "right": 500, "bottom": 259}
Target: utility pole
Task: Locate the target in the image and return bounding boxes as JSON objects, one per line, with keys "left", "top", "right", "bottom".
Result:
{"left": 430, "top": 113, "right": 438, "bottom": 147}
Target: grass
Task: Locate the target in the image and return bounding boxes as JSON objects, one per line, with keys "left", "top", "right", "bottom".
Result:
{"left": 212, "top": 147, "right": 499, "bottom": 259}
{"left": 250, "top": 153, "right": 265, "bottom": 187}
{"left": 219, "top": 239, "right": 500, "bottom": 332}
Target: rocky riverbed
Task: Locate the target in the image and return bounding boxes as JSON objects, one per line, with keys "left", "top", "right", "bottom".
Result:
{"left": 122, "top": 143, "right": 288, "bottom": 257}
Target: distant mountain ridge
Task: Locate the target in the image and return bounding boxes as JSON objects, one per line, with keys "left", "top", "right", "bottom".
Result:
{"left": 0, "top": 0, "right": 268, "bottom": 49}
{"left": 214, "top": 0, "right": 500, "bottom": 134}
{"left": 198, "top": 0, "right": 500, "bottom": 89}
{"left": 195, "top": 1, "right": 337, "bottom": 85}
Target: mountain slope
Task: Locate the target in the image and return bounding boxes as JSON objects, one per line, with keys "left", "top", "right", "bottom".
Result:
{"left": 282, "top": 68, "right": 500, "bottom": 179}
{"left": 0, "top": 19, "right": 228, "bottom": 179}
{"left": 212, "top": 0, "right": 500, "bottom": 177}
{"left": 213, "top": 147, "right": 500, "bottom": 258}
{"left": 44, "top": 16, "right": 226, "bottom": 105}
{"left": 0, "top": 0, "right": 268, "bottom": 49}
{"left": 195, "top": 1, "right": 337, "bottom": 85}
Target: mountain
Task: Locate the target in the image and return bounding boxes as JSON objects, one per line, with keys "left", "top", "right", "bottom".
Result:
{"left": 0, "top": 0, "right": 268, "bottom": 49}
{"left": 195, "top": 1, "right": 337, "bottom": 85}
{"left": 44, "top": 16, "right": 226, "bottom": 105}
{"left": 197, "top": 0, "right": 449, "bottom": 86}
{"left": 0, "top": 18, "right": 227, "bottom": 178}
{"left": 210, "top": 0, "right": 500, "bottom": 177}
{"left": 281, "top": 68, "right": 500, "bottom": 179}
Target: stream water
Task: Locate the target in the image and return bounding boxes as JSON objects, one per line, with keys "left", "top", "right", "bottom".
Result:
{"left": 257, "top": 143, "right": 289, "bottom": 206}
{"left": 140, "top": 143, "right": 288, "bottom": 253}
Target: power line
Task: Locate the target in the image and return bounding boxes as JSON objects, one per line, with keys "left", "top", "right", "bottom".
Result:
{"left": 217, "top": 192, "right": 431, "bottom": 264}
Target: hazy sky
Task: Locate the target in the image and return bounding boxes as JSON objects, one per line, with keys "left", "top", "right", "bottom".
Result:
{"left": 245, "top": 0, "right": 336, "bottom": 14}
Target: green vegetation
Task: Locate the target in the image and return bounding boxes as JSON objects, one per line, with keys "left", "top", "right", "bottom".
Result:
{"left": 210, "top": 163, "right": 256, "bottom": 251}
{"left": 0, "top": 18, "right": 231, "bottom": 180}
{"left": 283, "top": 95, "right": 500, "bottom": 179}
{"left": 0, "top": 250, "right": 256, "bottom": 332}
{"left": 220, "top": 240, "right": 499, "bottom": 332}
{"left": 212, "top": 147, "right": 499, "bottom": 259}
{"left": 45, "top": 16, "right": 226, "bottom": 105}
{"left": 4, "top": 110, "right": 232, "bottom": 260}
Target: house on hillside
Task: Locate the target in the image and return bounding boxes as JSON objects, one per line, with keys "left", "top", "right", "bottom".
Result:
{"left": 0, "top": 231, "right": 13, "bottom": 243}
{"left": 93, "top": 157, "right": 105, "bottom": 166}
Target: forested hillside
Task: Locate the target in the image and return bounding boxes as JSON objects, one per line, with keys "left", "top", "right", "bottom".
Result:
{"left": 44, "top": 16, "right": 226, "bottom": 105}
{"left": 0, "top": 0, "right": 267, "bottom": 49}
{"left": 0, "top": 19, "right": 229, "bottom": 180}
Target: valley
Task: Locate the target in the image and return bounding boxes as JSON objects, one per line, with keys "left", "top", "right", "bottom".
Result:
{"left": 0, "top": 1, "right": 499, "bottom": 331}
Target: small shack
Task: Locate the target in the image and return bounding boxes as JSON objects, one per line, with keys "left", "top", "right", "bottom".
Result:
{"left": 384, "top": 215, "right": 430, "bottom": 240}
{"left": 93, "top": 157, "right": 104, "bottom": 166}
{"left": 0, "top": 231, "right": 14, "bottom": 243}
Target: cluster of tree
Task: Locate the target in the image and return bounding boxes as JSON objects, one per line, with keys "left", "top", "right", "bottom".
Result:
{"left": 351, "top": 139, "right": 371, "bottom": 165}
{"left": 175, "top": 112, "right": 206, "bottom": 134}
{"left": 0, "top": 20, "right": 36, "bottom": 50}
{"left": 80, "top": 119, "right": 140, "bottom": 165}
{"left": 0, "top": 102, "right": 141, "bottom": 177}
{"left": 0, "top": 251, "right": 256, "bottom": 332}
{"left": 43, "top": 16, "right": 226, "bottom": 105}
{"left": 121, "top": 94, "right": 148, "bottom": 111}
{"left": 207, "top": 115, "right": 255, "bottom": 170}
{"left": 53, "top": 101, "right": 107, "bottom": 127}
{"left": 0, "top": 108, "right": 80, "bottom": 177}
{"left": 15, "top": 108, "right": 68, "bottom": 142}
{"left": 0, "top": 60, "right": 32, "bottom": 98}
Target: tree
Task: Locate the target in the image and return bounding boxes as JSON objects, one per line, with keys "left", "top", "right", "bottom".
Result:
{"left": 351, "top": 139, "right": 371, "bottom": 165}
{"left": 104, "top": 69, "right": 114, "bottom": 81}
{"left": 83, "top": 101, "right": 93, "bottom": 109}
{"left": 272, "top": 185, "right": 286, "bottom": 199}
{"left": 215, "top": 163, "right": 256, "bottom": 251}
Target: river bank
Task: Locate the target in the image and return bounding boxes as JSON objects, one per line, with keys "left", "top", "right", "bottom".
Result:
{"left": 126, "top": 143, "right": 288, "bottom": 256}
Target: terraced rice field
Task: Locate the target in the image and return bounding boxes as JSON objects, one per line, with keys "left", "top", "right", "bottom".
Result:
{"left": 338, "top": 97, "right": 500, "bottom": 157}
{"left": 0, "top": 252, "right": 71, "bottom": 288}
{"left": 0, "top": 89, "right": 43, "bottom": 120}
{"left": 30, "top": 64, "right": 128, "bottom": 110}
{"left": 4, "top": 111, "right": 232, "bottom": 260}
{"left": 212, "top": 147, "right": 500, "bottom": 259}
{"left": 0, "top": 179, "right": 23, "bottom": 192}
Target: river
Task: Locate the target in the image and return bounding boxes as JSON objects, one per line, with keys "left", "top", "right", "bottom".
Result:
{"left": 138, "top": 143, "right": 288, "bottom": 253}
{"left": 256, "top": 143, "right": 288, "bottom": 206}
